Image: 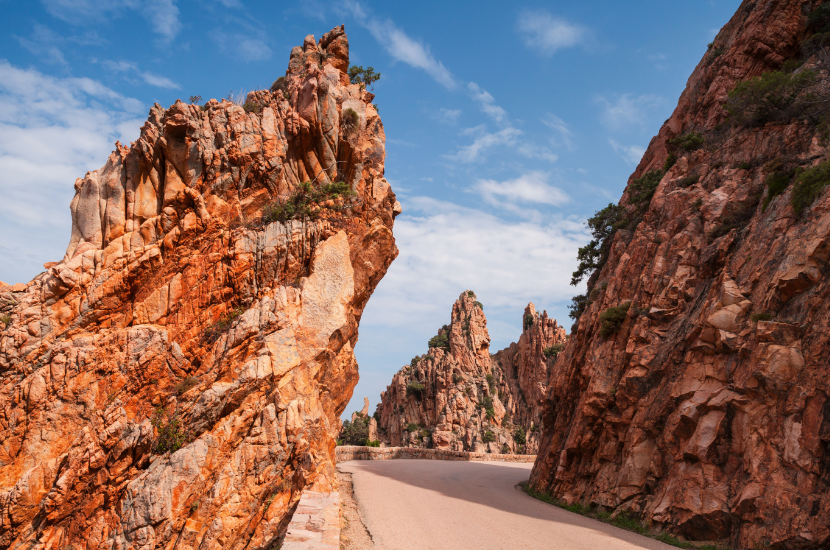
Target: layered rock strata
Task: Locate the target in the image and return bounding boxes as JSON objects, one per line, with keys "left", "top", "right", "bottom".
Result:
{"left": 531, "top": 2, "right": 830, "bottom": 548}
{"left": 378, "top": 292, "right": 566, "bottom": 454}
{"left": 0, "top": 26, "right": 398, "bottom": 550}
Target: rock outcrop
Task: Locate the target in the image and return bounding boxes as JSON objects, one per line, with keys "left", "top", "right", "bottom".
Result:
{"left": 377, "top": 292, "right": 566, "bottom": 454}
{"left": 0, "top": 26, "right": 398, "bottom": 550}
{"left": 530, "top": 2, "right": 830, "bottom": 548}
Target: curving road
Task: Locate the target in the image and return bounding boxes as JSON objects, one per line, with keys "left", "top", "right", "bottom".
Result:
{"left": 337, "top": 459, "right": 675, "bottom": 550}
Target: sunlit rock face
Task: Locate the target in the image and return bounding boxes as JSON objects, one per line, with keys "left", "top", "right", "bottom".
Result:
{"left": 0, "top": 25, "right": 399, "bottom": 550}
{"left": 530, "top": 1, "right": 830, "bottom": 548}
{"left": 378, "top": 292, "right": 566, "bottom": 454}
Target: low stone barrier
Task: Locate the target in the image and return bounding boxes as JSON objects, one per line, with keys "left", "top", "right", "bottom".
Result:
{"left": 335, "top": 445, "right": 536, "bottom": 463}
{"left": 282, "top": 490, "right": 340, "bottom": 550}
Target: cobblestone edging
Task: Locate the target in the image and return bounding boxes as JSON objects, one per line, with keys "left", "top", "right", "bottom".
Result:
{"left": 281, "top": 490, "right": 340, "bottom": 550}
{"left": 335, "top": 445, "right": 537, "bottom": 462}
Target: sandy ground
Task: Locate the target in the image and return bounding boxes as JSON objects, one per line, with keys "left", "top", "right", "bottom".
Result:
{"left": 337, "top": 459, "right": 675, "bottom": 550}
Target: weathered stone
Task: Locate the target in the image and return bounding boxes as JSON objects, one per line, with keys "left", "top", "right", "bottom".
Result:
{"left": 0, "top": 26, "right": 398, "bottom": 550}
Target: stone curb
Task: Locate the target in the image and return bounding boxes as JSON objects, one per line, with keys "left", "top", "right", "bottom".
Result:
{"left": 282, "top": 490, "right": 340, "bottom": 550}
{"left": 335, "top": 445, "right": 537, "bottom": 463}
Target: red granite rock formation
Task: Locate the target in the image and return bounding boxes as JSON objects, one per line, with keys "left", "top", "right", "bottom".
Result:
{"left": 0, "top": 25, "right": 398, "bottom": 550}
{"left": 530, "top": 2, "right": 830, "bottom": 548}
{"left": 377, "top": 292, "right": 566, "bottom": 454}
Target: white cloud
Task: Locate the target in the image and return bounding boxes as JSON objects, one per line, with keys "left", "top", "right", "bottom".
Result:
{"left": 472, "top": 172, "right": 569, "bottom": 210}
{"left": 609, "top": 139, "right": 646, "bottom": 164}
{"left": 436, "top": 108, "right": 461, "bottom": 124}
{"left": 596, "top": 93, "right": 664, "bottom": 131}
{"left": 101, "top": 59, "right": 180, "bottom": 89}
{"left": 363, "top": 197, "right": 589, "bottom": 327}
{"left": 0, "top": 60, "right": 145, "bottom": 283}
{"left": 543, "top": 113, "right": 574, "bottom": 150}
{"left": 210, "top": 30, "right": 273, "bottom": 62}
{"left": 15, "top": 23, "right": 68, "bottom": 66}
{"left": 517, "top": 10, "right": 587, "bottom": 56}
{"left": 445, "top": 126, "right": 522, "bottom": 163}
{"left": 347, "top": 1, "right": 456, "bottom": 89}
{"left": 41, "top": 0, "right": 181, "bottom": 43}
{"left": 467, "top": 82, "right": 507, "bottom": 124}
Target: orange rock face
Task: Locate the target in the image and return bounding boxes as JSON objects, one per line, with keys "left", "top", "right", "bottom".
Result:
{"left": 378, "top": 292, "right": 566, "bottom": 454}
{"left": 0, "top": 26, "right": 398, "bottom": 550}
{"left": 531, "top": 2, "right": 830, "bottom": 548}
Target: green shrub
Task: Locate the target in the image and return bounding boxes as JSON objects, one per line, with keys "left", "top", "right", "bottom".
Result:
{"left": 151, "top": 407, "right": 187, "bottom": 453}
{"left": 474, "top": 301, "right": 483, "bottom": 309}
{"left": 677, "top": 174, "right": 699, "bottom": 188}
{"left": 808, "top": 3, "right": 830, "bottom": 32}
{"left": 669, "top": 131, "right": 704, "bottom": 152}
{"left": 466, "top": 290, "right": 476, "bottom": 298}
{"left": 692, "top": 198, "right": 703, "bottom": 211}
{"left": 792, "top": 160, "right": 830, "bottom": 216}
{"left": 610, "top": 512, "right": 648, "bottom": 535}
{"left": 599, "top": 302, "right": 631, "bottom": 338}
{"left": 365, "top": 439, "right": 381, "bottom": 447}
{"left": 270, "top": 76, "right": 287, "bottom": 93}
{"left": 340, "top": 417, "right": 370, "bottom": 445}
{"left": 514, "top": 427, "right": 526, "bottom": 445}
{"left": 406, "top": 422, "right": 420, "bottom": 433}
{"left": 568, "top": 294, "right": 589, "bottom": 321}
{"left": 243, "top": 100, "right": 262, "bottom": 114}
{"left": 750, "top": 312, "right": 773, "bottom": 323}
{"left": 708, "top": 188, "right": 762, "bottom": 240}
{"left": 725, "top": 69, "right": 818, "bottom": 126}
{"left": 261, "top": 180, "right": 356, "bottom": 225}
{"left": 428, "top": 330, "right": 450, "bottom": 350}
{"left": 781, "top": 59, "right": 804, "bottom": 73}
{"left": 203, "top": 307, "right": 245, "bottom": 344}
{"left": 174, "top": 376, "right": 200, "bottom": 395}
{"left": 663, "top": 151, "right": 677, "bottom": 172}
{"left": 189, "top": 95, "right": 202, "bottom": 104}
{"left": 736, "top": 161, "right": 752, "bottom": 170}
{"left": 802, "top": 32, "right": 830, "bottom": 57}
{"left": 406, "top": 381, "right": 425, "bottom": 398}
{"left": 0, "top": 314, "right": 10, "bottom": 328}
{"left": 628, "top": 169, "right": 663, "bottom": 213}
{"left": 656, "top": 533, "right": 692, "bottom": 548}
{"left": 410, "top": 356, "right": 421, "bottom": 368}
{"left": 543, "top": 343, "right": 565, "bottom": 358}
{"left": 571, "top": 203, "right": 624, "bottom": 286}
{"left": 523, "top": 313, "right": 534, "bottom": 330}
{"left": 763, "top": 169, "right": 792, "bottom": 211}
{"left": 482, "top": 430, "right": 496, "bottom": 443}
{"left": 348, "top": 65, "right": 381, "bottom": 88}
{"left": 342, "top": 107, "right": 359, "bottom": 131}
{"left": 452, "top": 373, "right": 463, "bottom": 384}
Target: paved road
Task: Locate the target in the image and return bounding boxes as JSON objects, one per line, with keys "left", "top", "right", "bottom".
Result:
{"left": 338, "top": 460, "right": 674, "bottom": 550}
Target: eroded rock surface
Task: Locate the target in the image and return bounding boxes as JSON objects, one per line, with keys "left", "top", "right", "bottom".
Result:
{"left": 530, "top": 2, "right": 830, "bottom": 548}
{"left": 378, "top": 292, "right": 566, "bottom": 454}
{"left": 0, "top": 25, "right": 398, "bottom": 550}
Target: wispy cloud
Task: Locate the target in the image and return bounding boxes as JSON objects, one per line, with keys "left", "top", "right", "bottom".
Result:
{"left": 467, "top": 82, "right": 507, "bottom": 124}
{"left": 595, "top": 93, "right": 664, "bottom": 131}
{"left": 517, "top": 10, "right": 587, "bottom": 56}
{"left": 472, "top": 172, "right": 569, "bottom": 211}
{"left": 0, "top": 60, "right": 144, "bottom": 282}
{"left": 346, "top": 1, "right": 456, "bottom": 89}
{"left": 15, "top": 23, "right": 68, "bottom": 66}
{"left": 210, "top": 30, "right": 272, "bottom": 62}
{"left": 100, "top": 59, "right": 180, "bottom": 89}
{"left": 609, "top": 139, "right": 646, "bottom": 164}
{"left": 543, "top": 113, "right": 574, "bottom": 150}
{"left": 445, "top": 126, "right": 522, "bottom": 163}
{"left": 41, "top": 0, "right": 181, "bottom": 43}
{"left": 436, "top": 108, "right": 461, "bottom": 124}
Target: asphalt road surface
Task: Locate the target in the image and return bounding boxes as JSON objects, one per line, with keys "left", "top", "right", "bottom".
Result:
{"left": 337, "top": 460, "right": 675, "bottom": 550}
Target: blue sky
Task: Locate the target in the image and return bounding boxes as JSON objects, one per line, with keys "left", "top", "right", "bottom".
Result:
{"left": 0, "top": 0, "right": 741, "bottom": 418}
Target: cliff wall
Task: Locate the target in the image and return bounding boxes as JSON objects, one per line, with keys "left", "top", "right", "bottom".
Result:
{"left": 0, "top": 26, "right": 398, "bottom": 550}
{"left": 530, "top": 2, "right": 830, "bottom": 548}
{"left": 378, "top": 292, "right": 566, "bottom": 454}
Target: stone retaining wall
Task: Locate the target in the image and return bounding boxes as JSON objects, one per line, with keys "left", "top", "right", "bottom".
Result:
{"left": 335, "top": 446, "right": 536, "bottom": 463}
{"left": 282, "top": 490, "right": 340, "bottom": 550}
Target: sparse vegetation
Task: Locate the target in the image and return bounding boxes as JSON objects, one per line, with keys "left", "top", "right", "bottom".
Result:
{"left": 570, "top": 203, "right": 624, "bottom": 287}
{"left": 543, "top": 343, "right": 565, "bottom": 359}
{"left": 342, "top": 107, "right": 360, "bottom": 131}
{"left": 174, "top": 376, "right": 200, "bottom": 395}
{"left": 750, "top": 312, "right": 773, "bottom": 323}
{"left": 428, "top": 326, "right": 450, "bottom": 350}
{"left": 365, "top": 439, "right": 381, "bottom": 447}
{"left": 270, "top": 76, "right": 287, "bottom": 93}
{"left": 763, "top": 167, "right": 792, "bottom": 211}
{"left": 692, "top": 198, "right": 703, "bottom": 211}
{"left": 406, "top": 422, "right": 421, "bottom": 433}
{"left": 482, "top": 430, "right": 496, "bottom": 443}
{"left": 628, "top": 169, "right": 664, "bottom": 218}
{"left": 467, "top": 290, "right": 476, "bottom": 298}
{"left": 151, "top": 407, "right": 187, "bottom": 454}
{"left": 599, "top": 302, "right": 631, "bottom": 338}
{"left": 339, "top": 415, "right": 370, "bottom": 445}
{"left": 410, "top": 355, "right": 421, "bottom": 368}
{"left": 736, "top": 161, "right": 752, "bottom": 170}
{"left": 677, "top": 174, "right": 700, "bottom": 188}
{"left": 514, "top": 427, "right": 526, "bottom": 445}
{"left": 708, "top": 188, "right": 762, "bottom": 241}
{"left": 792, "top": 159, "right": 830, "bottom": 216}
{"left": 406, "top": 381, "right": 425, "bottom": 398}
{"left": 453, "top": 373, "right": 463, "bottom": 384}
{"left": 474, "top": 301, "right": 484, "bottom": 309}
{"left": 0, "top": 314, "right": 10, "bottom": 328}
{"left": 243, "top": 100, "right": 262, "bottom": 114}
{"left": 669, "top": 131, "right": 704, "bottom": 152}
{"left": 725, "top": 68, "right": 819, "bottom": 126}
{"left": 189, "top": 95, "right": 202, "bottom": 104}
{"left": 568, "top": 294, "right": 589, "bottom": 322}
{"left": 523, "top": 313, "right": 535, "bottom": 331}
{"left": 261, "top": 180, "right": 356, "bottom": 225}
{"left": 348, "top": 65, "right": 381, "bottom": 89}
{"left": 203, "top": 307, "right": 245, "bottom": 344}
